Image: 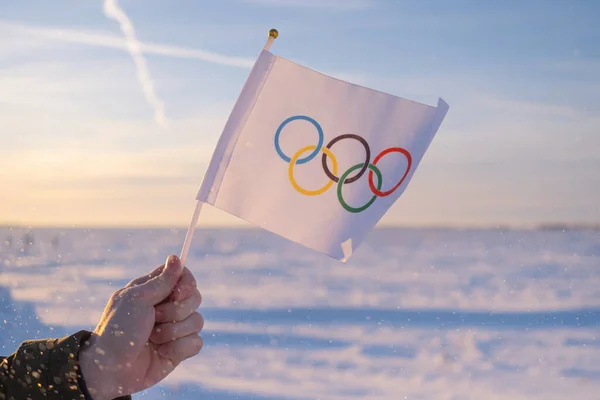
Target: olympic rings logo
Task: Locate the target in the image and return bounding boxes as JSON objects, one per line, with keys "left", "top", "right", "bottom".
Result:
{"left": 274, "top": 115, "right": 413, "bottom": 213}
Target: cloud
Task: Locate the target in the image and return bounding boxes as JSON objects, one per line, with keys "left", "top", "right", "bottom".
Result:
{"left": 241, "top": 0, "right": 374, "bottom": 10}
{"left": 0, "top": 20, "right": 254, "bottom": 68}
{"left": 103, "top": 0, "right": 168, "bottom": 128}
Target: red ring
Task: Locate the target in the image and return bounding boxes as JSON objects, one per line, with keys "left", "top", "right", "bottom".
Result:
{"left": 368, "top": 147, "right": 412, "bottom": 197}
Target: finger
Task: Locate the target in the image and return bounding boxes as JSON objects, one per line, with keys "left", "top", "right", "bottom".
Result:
{"left": 150, "top": 311, "right": 204, "bottom": 345}
{"left": 126, "top": 264, "right": 165, "bottom": 287}
{"left": 131, "top": 255, "right": 183, "bottom": 305}
{"left": 171, "top": 267, "right": 197, "bottom": 302}
{"left": 158, "top": 334, "right": 203, "bottom": 365}
{"left": 155, "top": 289, "right": 202, "bottom": 323}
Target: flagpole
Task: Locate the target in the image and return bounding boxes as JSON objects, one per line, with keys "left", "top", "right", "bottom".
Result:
{"left": 264, "top": 28, "right": 278, "bottom": 51}
{"left": 179, "top": 28, "right": 278, "bottom": 266}
{"left": 179, "top": 200, "right": 203, "bottom": 265}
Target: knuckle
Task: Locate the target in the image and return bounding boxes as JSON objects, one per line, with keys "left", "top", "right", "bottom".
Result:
{"left": 110, "top": 291, "right": 121, "bottom": 303}
{"left": 152, "top": 323, "right": 174, "bottom": 343}
{"left": 186, "top": 270, "right": 197, "bottom": 287}
{"left": 110, "top": 288, "right": 127, "bottom": 302}
{"left": 122, "top": 287, "right": 145, "bottom": 303}
{"left": 182, "top": 266, "right": 193, "bottom": 277}
{"left": 191, "top": 291, "right": 202, "bottom": 309}
{"left": 173, "top": 295, "right": 199, "bottom": 321}
{"left": 186, "top": 335, "right": 203, "bottom": 356}
{"left": 175, "top": 306, "right": 188, "bottom": 321}
{"left": 195, "top": 335, "right": 204, "bottom": 352}
{"left": 192, "top": 312, "right": 205, "bottom": 331}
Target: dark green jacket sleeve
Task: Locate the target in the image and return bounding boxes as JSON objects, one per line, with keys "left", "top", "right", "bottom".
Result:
{"left": 0, "top": 330, "right": 131, "bottom": 400}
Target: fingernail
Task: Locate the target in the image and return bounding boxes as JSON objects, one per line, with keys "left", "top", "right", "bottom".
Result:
{"left": 158, "top": 346, "right": 168, "bottom": 357}
{"left": 161, "top": 256, "right": 180, "bottom": 277}
{"left": 166, "top": 255, "right": 179, "bottom": 268}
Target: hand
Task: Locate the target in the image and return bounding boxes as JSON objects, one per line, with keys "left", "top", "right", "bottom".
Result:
{"left": 79, "top": 255, "right": 204, "bottom": 400}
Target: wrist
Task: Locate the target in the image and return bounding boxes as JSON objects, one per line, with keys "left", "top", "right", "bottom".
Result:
{"left": 78, "top": 333, "right": 118, "bottom": 400}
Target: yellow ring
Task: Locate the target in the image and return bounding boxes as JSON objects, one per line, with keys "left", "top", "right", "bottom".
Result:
{"left": 288, "top": 145, "right": 338, "bottom": 196}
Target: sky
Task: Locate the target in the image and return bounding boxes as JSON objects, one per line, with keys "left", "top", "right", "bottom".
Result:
{"left": 0, "top": 0, "right": 598, "bottom": 228}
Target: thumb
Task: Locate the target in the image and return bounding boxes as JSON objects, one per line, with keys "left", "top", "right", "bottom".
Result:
{"left": 135, "top": 255, "right": 183, "bottom": 305}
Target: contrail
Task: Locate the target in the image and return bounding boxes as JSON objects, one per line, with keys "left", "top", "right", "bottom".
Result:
{"left": 0, "top": 20, "right": 255, "bottom": 68}
{"left": 103, "top": 0, "right": 168, "bottom": 128}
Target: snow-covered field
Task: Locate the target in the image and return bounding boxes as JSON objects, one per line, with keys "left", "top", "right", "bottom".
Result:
{"left": 1, "top": 226, "right": 599, "bottom": 399}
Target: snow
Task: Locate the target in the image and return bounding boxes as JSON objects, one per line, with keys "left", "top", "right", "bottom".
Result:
{"left": 1, "top": 226, "right": 599, "bottom": 399}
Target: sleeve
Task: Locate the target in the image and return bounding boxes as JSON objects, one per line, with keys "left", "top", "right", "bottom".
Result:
{"left": 0, "top": 330, "right": 132, "bottom": 400}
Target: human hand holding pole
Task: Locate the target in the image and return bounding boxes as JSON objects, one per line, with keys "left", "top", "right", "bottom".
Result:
{"left": 79, "top": 255, "right": 204, "bottom": 400}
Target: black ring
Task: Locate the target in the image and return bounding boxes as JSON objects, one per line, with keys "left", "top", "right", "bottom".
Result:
{"left": 321, "top": 134, "right": 371, "bottom": 184}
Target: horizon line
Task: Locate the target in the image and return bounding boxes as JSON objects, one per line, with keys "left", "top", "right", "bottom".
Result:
{"left": 1, "top": 221, "right": 599, "bottom": 231}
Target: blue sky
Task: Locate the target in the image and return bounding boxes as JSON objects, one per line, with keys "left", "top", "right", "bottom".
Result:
{"left": 0, "top": 0, "right": 598, "bottom": 227}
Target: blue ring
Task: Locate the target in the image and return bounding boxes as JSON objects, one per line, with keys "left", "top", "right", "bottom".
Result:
{"left": 274, "top": 115, "right": 324, "bottom": 165}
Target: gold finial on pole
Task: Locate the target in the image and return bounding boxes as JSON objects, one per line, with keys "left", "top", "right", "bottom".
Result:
{"left": 264, "top": 28, "right": 279, "bottom": 51}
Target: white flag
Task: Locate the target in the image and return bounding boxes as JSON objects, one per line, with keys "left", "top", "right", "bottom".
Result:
{"left": 197, "top": 50, "right": 449, "bottom": 261}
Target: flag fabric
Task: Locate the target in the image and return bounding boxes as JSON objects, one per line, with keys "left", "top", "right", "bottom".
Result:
{"left": 197, "top": 49, "right": 449, "bottom": 261}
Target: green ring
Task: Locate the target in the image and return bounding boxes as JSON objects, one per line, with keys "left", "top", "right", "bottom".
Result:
{"left": 337, "top": 163, "right": 382, "bottom": 213}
